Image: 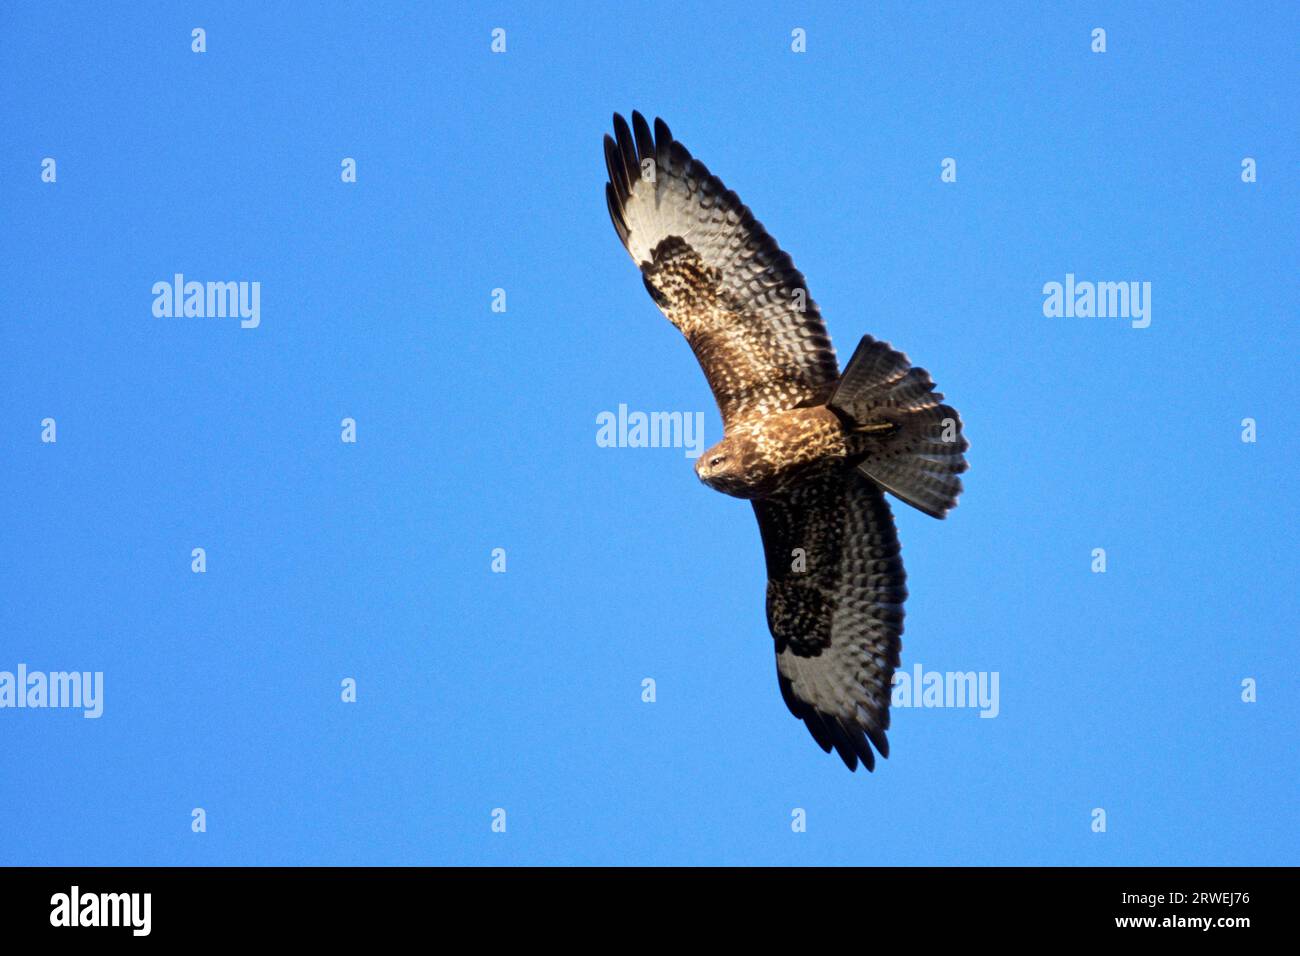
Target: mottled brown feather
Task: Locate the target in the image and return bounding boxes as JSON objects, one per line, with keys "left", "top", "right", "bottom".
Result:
{"left": 604, "top": 111, "right": 839, "bottom": 429}
{"left": 754, "top": 472, "right": 906, "bottom": 771}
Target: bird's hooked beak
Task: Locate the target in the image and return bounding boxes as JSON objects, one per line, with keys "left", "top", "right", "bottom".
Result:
{"left": 695, "top": 450, "right": 728, "bottom": 486}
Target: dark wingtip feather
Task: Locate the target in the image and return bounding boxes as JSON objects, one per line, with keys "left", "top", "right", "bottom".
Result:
{"left": 603, "top": 135, "right": 629, "bottom": 201}
{"left": 809, "top": 731, "right": 834, "bottom": 755}
{"left": 839, "top": 719, "right": 877, "bottom": 772}
{"left": 612, "top": 112, "right": 637, "bottom": 176}
{"left": 780, "top": 663, "right": 889, "bottom": 773}
{"left": 866, "top": 725, "right": 890, "bottom": 759}
{"left": 822, "top": 716, "right": 859, "bottom": 771}
{"left": 653, "top": 116, "right": 673, "bottom": 149}
{"left": 605, "top": 182, "right": 629, "bottom": 246}
{"left": 630, "top": 111, "right": 655, "bottom": 165}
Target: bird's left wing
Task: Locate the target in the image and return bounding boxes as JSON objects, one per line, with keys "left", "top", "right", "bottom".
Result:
{"left": 753, "top": 471, "right": 907, "bottom": 771}
{"left": 603, "top": 111, "right": 840, "bottom": 429}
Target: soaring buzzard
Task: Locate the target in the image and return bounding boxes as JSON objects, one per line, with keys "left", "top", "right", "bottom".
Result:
{"left": 603, "top": 112, "right": 968, "bottom": 771}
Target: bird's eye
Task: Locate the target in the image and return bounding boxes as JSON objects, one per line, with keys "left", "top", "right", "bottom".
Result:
{"left": 709, "top": 456, "right": 725, "bottom": 468}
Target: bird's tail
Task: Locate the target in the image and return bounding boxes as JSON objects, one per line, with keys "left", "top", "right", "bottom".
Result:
{"left": 829, "top": 335, "right": 968, "bottom": 519}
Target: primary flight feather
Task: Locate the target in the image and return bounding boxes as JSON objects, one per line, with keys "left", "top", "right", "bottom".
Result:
{"left": 603, "top": 111, "right": 968, "bottom": 771}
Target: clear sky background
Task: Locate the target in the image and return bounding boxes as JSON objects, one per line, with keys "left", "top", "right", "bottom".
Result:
{"left": 1, "top": 2, "right": 1295, "bottom": 866}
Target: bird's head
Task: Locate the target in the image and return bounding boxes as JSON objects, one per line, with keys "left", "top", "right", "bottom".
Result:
{"left": 695, "top": 436, "right": 758, "bottom": 498}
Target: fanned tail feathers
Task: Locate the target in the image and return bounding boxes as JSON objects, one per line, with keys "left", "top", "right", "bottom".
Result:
{"left": 829, "top": 335, "right": 968, "bottom": 519}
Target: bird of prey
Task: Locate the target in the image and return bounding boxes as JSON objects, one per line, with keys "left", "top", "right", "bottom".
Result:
{"left": 603, "top": 112, "right": 968, "bottom": 772}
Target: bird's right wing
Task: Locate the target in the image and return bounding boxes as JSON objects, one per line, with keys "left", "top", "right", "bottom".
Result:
{"left": 752, "top": 471, "right": 907, "bottom": 771}
{"left": 603, "top": 111, "right": 841, "bottom": 428}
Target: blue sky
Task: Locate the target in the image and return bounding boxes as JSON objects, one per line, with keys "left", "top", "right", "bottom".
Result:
{"left": 1, "top": 2, "right": 1295, "bottom": 866}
